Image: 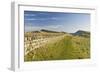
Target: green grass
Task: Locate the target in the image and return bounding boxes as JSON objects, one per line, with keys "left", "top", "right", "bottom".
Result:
{"left": 24, "top": 34, "right": 90, "bottom": 61}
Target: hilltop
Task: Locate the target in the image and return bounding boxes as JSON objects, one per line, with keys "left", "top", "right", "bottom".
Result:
{"left": 72, "top": 30, "right": 90, "bottom": 38}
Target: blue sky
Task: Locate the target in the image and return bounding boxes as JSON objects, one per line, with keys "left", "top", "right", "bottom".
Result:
{"left": 24, "top": 11, "right": 90, "bottom": 33}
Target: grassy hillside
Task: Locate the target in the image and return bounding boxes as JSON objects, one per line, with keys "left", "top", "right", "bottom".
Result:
{"left": 24, "top": 31, "right": 90, "bottom": 61}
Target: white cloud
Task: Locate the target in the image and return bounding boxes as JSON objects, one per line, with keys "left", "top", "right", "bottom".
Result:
{"left": 24, "top": 18, "right": 37, "bottom": 21}
{"left": 50, "top": 17, "right": 58, "bottom": 20}
{"left": 25, "top": 18, "right": 49, "bottom": 21}
{"left": 38, "top": 13, "right": 48, "bottom": 15}
{"left": 25, "top": 25, "right": 41, "bottom": 32}
{"left": 24, "top": 14, "right": 36, "bottom": 16}
{"left": 24, "top": 24, "right": 62, "bottom": 32}
{"left": 46, "top": 25, "right": 63, "bottom": 29}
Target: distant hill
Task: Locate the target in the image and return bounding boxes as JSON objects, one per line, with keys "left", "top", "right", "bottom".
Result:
{"left": 40, "top": 29, "right": 60, "bottom": 33}
{"left": 72, "top": 30, "right": 90, "bottom": 38}
{"left": 25, "top": 29, "right": 90, "bottom": 38}
{"left": 40, "top": 29, "right": 66, "bottom": 33}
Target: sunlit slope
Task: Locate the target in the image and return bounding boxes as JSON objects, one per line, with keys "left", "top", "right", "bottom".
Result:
{"left": 24, "top": 32, "right": 90, "bottom": 61}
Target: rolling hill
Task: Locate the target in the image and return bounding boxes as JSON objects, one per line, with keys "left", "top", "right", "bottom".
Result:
{"left": 72, "top": 30, "right": 90, "bottom": 38}
{"left": 24, "top": 29, "right": 90, "bottom": 61}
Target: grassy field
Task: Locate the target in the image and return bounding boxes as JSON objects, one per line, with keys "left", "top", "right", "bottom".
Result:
{"left": 24, "top": 30, "right": 90, "bottom": 61}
